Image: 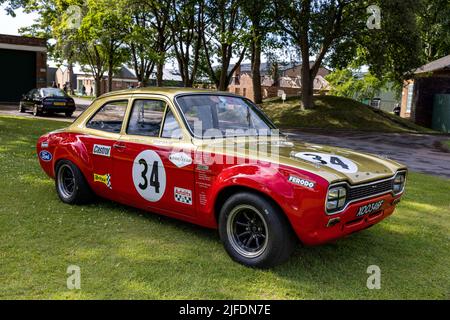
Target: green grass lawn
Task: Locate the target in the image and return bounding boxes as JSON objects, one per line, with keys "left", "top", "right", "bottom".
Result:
{"left": 261, "top": 95, "right": 434, "bottom": 133}
{"left": 0, "top": 115, "right": 449, "bottom": 299}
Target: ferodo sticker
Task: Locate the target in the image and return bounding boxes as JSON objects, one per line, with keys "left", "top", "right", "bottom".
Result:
{"left": 94, "top": 173, "right": 111, "bottom": 189}
{"left": 174, "top": 187, "right": 192, "bottom": 205}
{"left": 169, "top": 152, "right": 192, "bottom": 168}
{"left": 288, "top": 175, "right": 315, "bottom": 189}
{"left": 132, "top": 150, "right": 166, "bottom": 202}
{"left": 93, "top": 144, "right": 111, "bottom": 157}
{"left": 293, "top": 152, "right": 358, "bottom": 174}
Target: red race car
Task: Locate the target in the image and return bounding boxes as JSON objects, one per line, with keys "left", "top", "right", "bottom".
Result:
{"left": 37, "top": 88, "right": 407, "bottom": 268}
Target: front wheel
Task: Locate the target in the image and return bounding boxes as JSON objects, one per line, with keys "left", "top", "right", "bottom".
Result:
{"left": 55, "top": 160, "right": 94, "bottom": 204}
{"left": 218, "top": 192, "right": 297, "bottom": 268}
{"left": 65, "top": 111, "right": 73, "bottom": 118}
{"left": 32, "top": 105, "right": 41, "bottom": 116}
{"left": 19, "top": 103, "right": 25, "bottom": 113}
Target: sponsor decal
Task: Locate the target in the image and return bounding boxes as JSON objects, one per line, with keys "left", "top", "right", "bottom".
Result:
{"left": 132, "top": 150, "right": 166, "bottom": 202}
{"left": 41, "top": 141, "right": 49, "bottom": 148}
{"left": 196, "top": 164, "right": 209, "bottom": 171}
{"left": 292, "top": 152, "right": 358, "bottom": 174}
{"left": 39, "top": 150, "right": 52, "bottom": 162}
{"left": 94, "top": 173, "right": 112, "bottom": 189}
{"left": 288, "top": 175, "right": 315, "bottom": 189}
{"left": 169, "top": 152, "right": 192, "bottom": 168}
{"left": 93, "top": 144, "right": 111, "bottom": 157}
{"left": 174, "top": 187, "right": 192, "bottom": 205}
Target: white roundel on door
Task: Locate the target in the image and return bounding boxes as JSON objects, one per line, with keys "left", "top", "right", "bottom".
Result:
{"left": 294, "top": 152, "right": 358, "bottom": 174}
{"left": 132, "top": 150, "right": 166, "bottom": 202}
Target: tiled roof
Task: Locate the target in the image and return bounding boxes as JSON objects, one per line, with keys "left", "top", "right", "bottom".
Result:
{"left": 414, "top": 55, "right": 450, "bottom": 74}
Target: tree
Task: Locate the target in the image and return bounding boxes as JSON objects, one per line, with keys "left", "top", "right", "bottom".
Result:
{"left": 125, "top": 1, "right": 158, "bottom": 86}
{"left": 417, "top": 0, "right": 450, "bottom": 62}
{"left": 241, "top": 0, "right": 273, "bottom": 103}
{"left": 91, "top": 0, "right": 130, "bottom": 92}
{"left": 168, "top": 0, "right": 205, "bottom": 87}
{"left": 275, "top": 0, "right": 422, "bottom": 109}
{"left": 326, "top": 68, "right": 388, "bottom": 101}
{"left": 125, "top": 0, "right": 171, "bottom": 87}
{"left": 202, "top": 0, "right": 248, "bottom": 91}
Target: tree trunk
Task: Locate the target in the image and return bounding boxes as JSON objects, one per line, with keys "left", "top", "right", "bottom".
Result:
{"left": 108, "top": 63, "right": 113, "bottom": 93}
{"left": 156, "top": 62, "right": 164, "bottom": 87}
{"left": 67, "top": 62, "right": 74, "bottom": 95}
{"left": 300, "top": 65, "right": 313, "bottom": 109}
{"left": 95, "top": 77, "right": 102, "bottom": 97}
{"left": 251, "top": 36, "right": 262, "bottom": 104}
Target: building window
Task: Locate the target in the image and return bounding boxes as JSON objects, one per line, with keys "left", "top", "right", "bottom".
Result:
{"left": 406, "top": 83, "right": 414, "bottom": 113}
{"left": 243, "top": 88, "right": 247, "bottom": 97}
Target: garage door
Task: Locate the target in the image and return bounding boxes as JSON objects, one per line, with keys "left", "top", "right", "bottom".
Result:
{"left": 0, "top": 48, "right": 36, "bottom": 103}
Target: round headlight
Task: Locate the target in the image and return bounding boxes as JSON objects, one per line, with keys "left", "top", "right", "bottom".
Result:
{"left": 393, "top": 172, "right": 406, "bottom": 194}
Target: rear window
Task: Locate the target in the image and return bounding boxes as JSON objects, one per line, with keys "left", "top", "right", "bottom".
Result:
{"left": 41, "top": 88, "right": 67, "bottom": 97}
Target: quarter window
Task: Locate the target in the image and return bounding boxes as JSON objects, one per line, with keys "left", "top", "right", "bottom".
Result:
{"left": 127, "top": 99, "right": 166, "bottom": 137}
{"left": 86, "top": 100, "right": 128, "bottom": 133}
{"left": 161, "top": 108, "right": 182, "bottom": 139}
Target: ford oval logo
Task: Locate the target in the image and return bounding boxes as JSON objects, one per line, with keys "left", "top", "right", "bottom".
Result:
{"left": 39, "top": 150, "right": 52, "bottom": 162}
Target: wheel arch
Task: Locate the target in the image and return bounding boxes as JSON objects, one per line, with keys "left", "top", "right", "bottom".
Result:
{"left": 213, "top": 184, "right": 292, "bottom": 229}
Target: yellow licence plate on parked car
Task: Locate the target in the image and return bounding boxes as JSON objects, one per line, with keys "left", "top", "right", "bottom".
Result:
{"left": 54, "top": 102, "right": 65, "bottom": 106}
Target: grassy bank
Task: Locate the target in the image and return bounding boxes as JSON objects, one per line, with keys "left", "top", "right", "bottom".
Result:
{"left": 261, "top": 95, "right": 434, "bottom": 133}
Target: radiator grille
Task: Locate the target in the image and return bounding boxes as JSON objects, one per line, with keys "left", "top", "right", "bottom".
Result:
{"left": 347, "top": 179, "right": 393, "bottom": 201}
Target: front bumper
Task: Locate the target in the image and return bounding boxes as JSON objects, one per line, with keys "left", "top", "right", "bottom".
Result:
{"left": 294, "top": 192, "right": 403, "bottom": 246}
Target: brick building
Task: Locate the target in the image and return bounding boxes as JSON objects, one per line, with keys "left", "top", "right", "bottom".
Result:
{"left": 228, "top": 62, "right": 330, "bottom": 102}
{"left": 0, "top": 34, "right": 47, "bottom": 103}
{"left": 400, "top": 55, "right": 450, "bottom": 130}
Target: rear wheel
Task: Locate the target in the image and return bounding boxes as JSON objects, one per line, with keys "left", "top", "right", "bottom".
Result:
{"left": 218, "top": 192, "right": 297, "bottom": 268}
{"left": 55, "top": 160, "right": 94, "bottom": 204}
{"left": 65, "top": 111, "right": 73, "bottom": 118}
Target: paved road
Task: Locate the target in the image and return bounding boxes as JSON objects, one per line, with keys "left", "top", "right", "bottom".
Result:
{"left": 285, "top": 130, "right": 450, "bottom": 179}
{"left": 0, "top": 102, "right": 449, "bottom": 178}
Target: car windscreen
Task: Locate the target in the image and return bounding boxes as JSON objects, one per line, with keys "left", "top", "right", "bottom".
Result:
{"left": 176, "top": 94, "right": 276, "bottom": 138}
{"left": 41, "top": 88, "right": 68, "bottom": 98}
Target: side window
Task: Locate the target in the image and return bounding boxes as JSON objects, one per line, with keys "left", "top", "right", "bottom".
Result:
{"left": 127, "top": 99, "right": 166, "bottom": 137}
{"left": 161, "top": 108, "right": 182, "bottom": 139}
{"left": 86, "top": 100, "right": 128, "bottom": 133}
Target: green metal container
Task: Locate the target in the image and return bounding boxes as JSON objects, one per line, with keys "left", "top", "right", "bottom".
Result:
{"left": 432, "top": 94, "right": 450, "bottom": 133}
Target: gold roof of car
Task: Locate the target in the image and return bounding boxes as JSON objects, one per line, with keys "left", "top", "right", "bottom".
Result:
{"left": 99, "top": 87, "right": 232, "bottom": 99}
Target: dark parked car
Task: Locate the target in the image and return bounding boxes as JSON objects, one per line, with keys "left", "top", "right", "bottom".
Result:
{"left": 19, "top": 88, "right": 76, "bottom": 117}
{"left": 393, "top": 103, "right": 401, "bottom": 116}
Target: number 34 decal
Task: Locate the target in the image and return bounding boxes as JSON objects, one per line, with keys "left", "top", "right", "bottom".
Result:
{"left": 294, "top": 152, "right": 358, "bottom": 174}
{"left": 132, "top": 150, "right": 166, "bottom": 202}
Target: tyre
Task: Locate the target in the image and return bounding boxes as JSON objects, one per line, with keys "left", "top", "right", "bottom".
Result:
{"left": 218, "top": 192, "right": 297, "bottom": 268}
{"left": 55, "top": 160, "right": 94, "bottom": 204}
{"left": 32, "top": 105, "right": 41, "bottom": 116}
{"left": 65, "top": 111, "right": 73, "bottom": 118}
{"left": 19, "top": 103, "right": 25, "bottom": 113}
